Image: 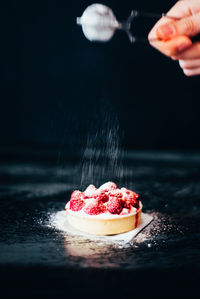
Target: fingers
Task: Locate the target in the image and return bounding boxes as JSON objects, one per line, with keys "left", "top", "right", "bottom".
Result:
{"left": 172, "top": 42, "right": 200, "bottom": 59}
{"left": 148, "top": 0, "right": 200, "bottom": 76}
{"left": 181, "top": 67, "right": 200, "bottom": 77}
{"left": 148, "top": 0, "right": 200, "bottom": 57}
{"left": 149, "top": 34, "right": 192, "bottom": 57}
{"left": 179, "top": 58, "right": 200, "bottom": 76}
{"left": 179, "top": 59, "right": 200, "bottom": 69}
{"left": 176, "top": 42, "right": 200, "bottom": 76}
{"left": 157, "top": 13, "right": 200, "bottom": 40}
{"left": 166, "top": 0, "right": 200, "bottom": 18}
{"left": 155, "top": 0, "right": 200, "bottom": 39}
{"left": 149, "top": 0, "right": 200, "bottom": 42}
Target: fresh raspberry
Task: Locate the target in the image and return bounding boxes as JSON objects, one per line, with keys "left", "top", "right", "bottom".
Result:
{"left": 107, "top": 197, "right": 123, "bottom": 214}
{"left": 70, "top": 190, "right": 83, "bottom": 201}
{"left": 99, "top": 181, "right": 117, "bottom": 192}
{"left": 84, "top": 200, "right": 106, "bottom": 215}
{"left": 69, "top": 198, "right": 85, "bottom": 211}
{"left": 129, "top": 192, "right": 139, "bottom": 208}
{"left": 123, "top": 194, "right": 139, "bottom": 209}
{"left": 121, "top": 187, "right": 129, "bottom": 194}
{"left": 121, "top": 188, "right": 139, "bottom": 209}
{"left": 121, "top": 188, "right": 139, "bottom": 199}
{"left": 83, "top": 184, "right": 97, "bottom": 198}
{"left": 94, "top": 190, "right": 109, "bottom": 203}
{"left": 131, "top": 198, "right": 139, "bottom": 209}
{"left": 108, "top": 189, "right": 123, "bottom": 199}
{"left": 69, "top": 190, "right": 85, "bottom": 211}
{"left": 122, "top": 198, "right": 131, "bottom": 209}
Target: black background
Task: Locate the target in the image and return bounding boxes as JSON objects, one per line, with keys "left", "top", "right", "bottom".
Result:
{"left": 0, "top": 0, "right": 200, "bottom": 150}
{"left": 0, "top": 2, "right": 200, "bottom": 298}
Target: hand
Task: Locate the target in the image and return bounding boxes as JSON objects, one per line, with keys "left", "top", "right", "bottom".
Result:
{"left": 148, "top": 0, "right": 200, "bottom": 76}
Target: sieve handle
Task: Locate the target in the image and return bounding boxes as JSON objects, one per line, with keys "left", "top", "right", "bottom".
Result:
{"left": 124, "top": 10, "right": 200, "bottom": 43}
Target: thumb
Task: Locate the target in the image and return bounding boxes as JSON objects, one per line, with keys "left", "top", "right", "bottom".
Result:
{"left": 157, "top": 13, "right": 200, "bottom": 40}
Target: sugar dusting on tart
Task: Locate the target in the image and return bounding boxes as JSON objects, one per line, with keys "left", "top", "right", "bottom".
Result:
{"left": 65, "top": 182, "right": 142, "bottom": 234}
{"left": 65, "top": 182, "right": 141, "bottom": 217}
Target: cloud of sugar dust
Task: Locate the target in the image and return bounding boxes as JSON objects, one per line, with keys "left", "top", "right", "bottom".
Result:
{"left": 79, "top": 97, "right": 126, "bottom": 189}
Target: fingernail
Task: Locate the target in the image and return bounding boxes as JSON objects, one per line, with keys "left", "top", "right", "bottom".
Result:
{"left": 157, "top": 23, "right": 176, "bottom": 39}
{"left": 178, "top": 42, "right": 192, "bottom": 52}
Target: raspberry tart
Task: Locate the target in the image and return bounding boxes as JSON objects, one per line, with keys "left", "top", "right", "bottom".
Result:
{"left": 65, "top": 182, "right": 142, "bottom": 235}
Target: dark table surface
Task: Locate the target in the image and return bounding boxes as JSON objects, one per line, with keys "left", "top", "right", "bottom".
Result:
{"left": 0, "top": 146, "right": 199, "bottom": 298}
